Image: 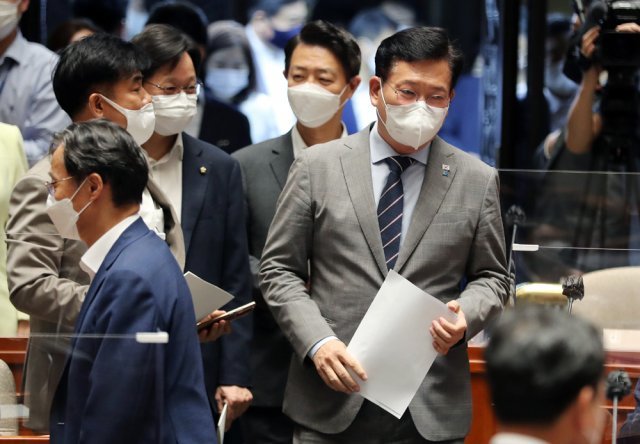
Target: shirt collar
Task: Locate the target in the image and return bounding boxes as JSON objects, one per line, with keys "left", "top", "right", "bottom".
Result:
{"left": 490, "top": 433, "right": 549, "bottom": 444}
{"left": 370, "top": 122, "right": 429, "bottom": 166}
{"left": 79, "top": 215, "right": 140, "bottom": 280}
{"left": 145, "top": 133, "right": 184, "bottom": 168}
{"left": 291, "top": 123, "right": 348, "bottom": 159}
{"left": 1, "top": 30, "right": 26, "bottom": 65}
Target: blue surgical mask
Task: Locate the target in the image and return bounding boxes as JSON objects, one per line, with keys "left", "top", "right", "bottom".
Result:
{"left": 269, "top": 25, "right": 302, "bottom": 50}
{"left": 206, "top": 68, "right": 250, "bottom": 103}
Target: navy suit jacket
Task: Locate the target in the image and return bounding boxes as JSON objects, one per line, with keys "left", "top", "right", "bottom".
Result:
{"left": 198, "top": 94, "right": 252, "bottom": 155}
{"left": 50, "top": 218, "right": 215, "bottom": 444}
{"left": 181, "top": 133, "right": 252, "bottom": 403}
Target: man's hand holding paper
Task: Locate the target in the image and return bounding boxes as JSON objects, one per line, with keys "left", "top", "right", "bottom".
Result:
{"left": 430, "top": 300, "right": 467, "bottom": 355}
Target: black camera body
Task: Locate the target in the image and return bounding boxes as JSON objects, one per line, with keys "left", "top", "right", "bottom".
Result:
{"left": 588, "top": 0, "right": 640, "bottom": 162}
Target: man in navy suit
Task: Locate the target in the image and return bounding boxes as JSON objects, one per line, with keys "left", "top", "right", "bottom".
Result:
{"left": 48, "top": 119, "right": 216, "bottom": 443}
{"left": 132, "top": 24, "right": 253, "bottom": 435}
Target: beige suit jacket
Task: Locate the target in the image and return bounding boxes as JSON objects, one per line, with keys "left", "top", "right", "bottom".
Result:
{"left": 260, "top": 128, "right": 509, "bottom": 440}
{"left": 5, "top": 156, "right": 184, "bottom": 432}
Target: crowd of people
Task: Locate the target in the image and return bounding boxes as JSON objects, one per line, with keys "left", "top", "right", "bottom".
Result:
{"left": 0, "top": 0, "right": 639, "bottom": 443}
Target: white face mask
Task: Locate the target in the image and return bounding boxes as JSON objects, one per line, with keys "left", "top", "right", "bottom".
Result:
{"left": 45, "top": 177, "right": 92, "bottom": 241}
{"left": 151, "top": 92, "right": 198, "bottom": 136}
{"left": 0, "top": 0, "right": 20, "bottom": 41}
{"left": 206, "top": 68, "right": 249, "bottom": 102}
{"left": 99, "top": 95, "right": 156, "bottom": 145}
{"left": 287, "top": 82, "right": 348, "bottom": 128}
{"left": 378, "top": 79, "right": 448, "bottom": 150}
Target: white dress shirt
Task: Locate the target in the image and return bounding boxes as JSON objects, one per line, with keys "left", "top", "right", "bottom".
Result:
{"left": 489, "top": 432, "right": 549, "bottom": 444}
{"left": 79, "top": 215, "right": 139, "bottom": 280}
{"left": 291, "top": 123, "right": 348, "bottom": 160}
{"left": 144, "top": 134, "right": 184, "bottom": 222}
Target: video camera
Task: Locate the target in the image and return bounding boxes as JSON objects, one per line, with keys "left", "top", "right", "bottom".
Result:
{"left": 578, "top": 0, "right": 640, "bottom": 162}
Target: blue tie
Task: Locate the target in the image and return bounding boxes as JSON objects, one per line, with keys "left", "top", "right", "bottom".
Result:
{"left": 378, "top": 156, "right": 416, "bottom": 270}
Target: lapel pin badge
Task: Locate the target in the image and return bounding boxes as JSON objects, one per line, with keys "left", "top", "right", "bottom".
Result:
{"left": 442, "top": 164, "right": 450, "bottom": 176}
{"left": 199, "top": 166, "right": 207, "bottom": 175}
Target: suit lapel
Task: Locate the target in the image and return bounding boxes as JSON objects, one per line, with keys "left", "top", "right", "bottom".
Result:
{"left": 341, "top": 129, "right": 388, "bottom": 276}
{"left": 72, "top": 219, "right": 149, "bottom": 340}
{"left": 181, "top": 135, "right": 208, "bottom": 253}
{"left": 395, "top": 137, "right": 457, "bottom": 272}
{"left": 269, "top": 132, "right": 294, "bottom": 190}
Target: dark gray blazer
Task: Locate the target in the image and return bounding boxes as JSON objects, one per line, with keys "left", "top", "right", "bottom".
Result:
{"left": 259, "top": 127, "right": 510, "bottom": 440}
{"left": 232, "top": 131, "right": 294, "bottom": 407}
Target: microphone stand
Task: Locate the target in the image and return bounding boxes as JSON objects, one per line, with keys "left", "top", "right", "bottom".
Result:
{"left": 607, "top": 370, "right": 632, "bottom": 443}
{"left": 562, "top": 275, "right": 584, "bottom": 314}
{"left": 505, "top": 205, "right": 526, "bottom": 306}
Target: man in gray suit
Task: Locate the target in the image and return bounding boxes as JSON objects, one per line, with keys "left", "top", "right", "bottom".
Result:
{"left": 5, "top": 34, "right": 185, "bottom": 433}
{"left": 260, "top": 27, "right": 510, "bottom": 443}
{"left": 233, "top": 20, "right": 361, "bottom": 443}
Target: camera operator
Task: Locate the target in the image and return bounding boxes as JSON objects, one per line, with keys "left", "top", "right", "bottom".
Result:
{"left": 525, "top": 15, "right": 640, "bottom": 282}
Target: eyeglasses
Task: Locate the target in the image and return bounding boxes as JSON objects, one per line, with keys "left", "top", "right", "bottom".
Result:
{"left": 388, "top": 85, "right": 450, "bottom": 108}
{"left": 44, "top": 176, "right": 74, "bottom": 196}
{"left": 144, "top": 80, "right": 202, "bottom": 96}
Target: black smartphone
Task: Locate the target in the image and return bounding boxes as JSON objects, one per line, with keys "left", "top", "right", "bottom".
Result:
{"left": 196, "top": 302, "right": 256, "bottom": 330}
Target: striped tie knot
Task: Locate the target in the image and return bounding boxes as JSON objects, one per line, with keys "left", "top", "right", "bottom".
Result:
{"left": 384, "top": 156, "right": 416, "bottom": 175}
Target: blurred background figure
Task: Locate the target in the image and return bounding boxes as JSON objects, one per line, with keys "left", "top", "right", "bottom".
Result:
{"left": 485, "top": 305, "right": 606, "bottom": 444}
{"left": 347, "top": 6, "right": 397, "bottom": 130}
{"left": 145, "top": 0, "right": 252, "bottom": 153}
{"left": 207, "top": 20, "right": 278, "bottom": 144}
{"left": 245, "top": 0, "right": 308, "bottom": 134}
{"left": 72, "top": 0, "right": 127, "bottom": 37}
{"left": 0, "top": 123, "right": 27, "bottom": 337}
{"left": 47, "top": 17, "right": 100, "bottom": 52}
{"left": 0, "top": 0, "right": 70, "bottom": 167}
{"left": 544, "top": 13, "right": 578, "bottom": 133}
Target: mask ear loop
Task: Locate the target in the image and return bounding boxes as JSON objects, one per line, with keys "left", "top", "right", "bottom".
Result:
{"left": 69, "top": 177, "right": 93, "bottom": 215}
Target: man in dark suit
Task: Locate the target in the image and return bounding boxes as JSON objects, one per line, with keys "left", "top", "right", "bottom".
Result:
{"left": 144, "top": 0, "right": 253, "bottom": 154}
{"left": 132, "top": 24, "right": 253, "bottom": 434}
{"left": 232, "top": 20, "right": 361, "bottom": 443}
{"left": 48, "top": 119, "right": 215, "bottom": 443}
{"left": 485, "top": 306, "right": 606, "bottom": 444}
{"left": 260, "top": 27, "right": 509, "bottom": 443}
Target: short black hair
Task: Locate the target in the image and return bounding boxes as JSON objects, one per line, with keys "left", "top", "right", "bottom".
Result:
{"left": 72, "top": 0, "right": 127, "bottom": 35}
{"left": 55, "top": 119, "right": 149, "bottom": 207}
{"left": 53, "top": 33, "right": 150, "bottom": 119}
{"left": 47, "top": 18, "right": 102, "bottom": 53}
{"left": 284, "top": 20, "right": 361, "bottom": 81}
{"left": 485, "top": 305, "right": 605, "bottom": 426}
{"left": 146, "top": 1, "right": 208, "bottom": 48}
{"left": 132, "top": 24, "right": 201, "bottom": 78}
{"left": 375, "top": 26, "right": 464, "bottom": 89}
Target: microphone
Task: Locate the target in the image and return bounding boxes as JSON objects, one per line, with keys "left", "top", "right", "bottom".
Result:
{"left": 505, "top": 206, "right": 526, "bottom": 306}
{"left": 606, "top": 370, "right": 632, "bottom": 444}
{"left": 561, "top": 275, "right": 584, "bottom": 314}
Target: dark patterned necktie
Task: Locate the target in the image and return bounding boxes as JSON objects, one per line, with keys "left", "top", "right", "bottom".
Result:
{"left": 377, "top": 156, "right": 416, "bottom": 270}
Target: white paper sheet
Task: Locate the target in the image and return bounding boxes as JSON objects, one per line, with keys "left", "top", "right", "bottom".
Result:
{"left": 347, "top": 270, "right": 457, "bottom": 418}
{"left": 217, "top": 402, "right": 228, "bottom": 444}
{"left": 184, "top": 272, "right": 234, "bottom": 322}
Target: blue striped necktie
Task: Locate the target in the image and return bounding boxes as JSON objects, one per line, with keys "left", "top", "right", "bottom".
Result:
{"left": 378, "top": 156, "right": 416, "bottom": 270}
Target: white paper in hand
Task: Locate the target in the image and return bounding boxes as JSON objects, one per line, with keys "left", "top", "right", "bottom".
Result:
{"left": 184, "top": 272, "right": 234, "bottom": 322}
{"left": 347, "top": 270, "right": 458, "bottom": 418}
{"left": 217, "top": 402, "right": 228, "bottom": 444}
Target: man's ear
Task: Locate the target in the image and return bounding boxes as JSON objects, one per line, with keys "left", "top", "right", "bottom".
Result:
{"left": 19, "top": 0, "right": 30, "bottom": 15}
{"left": 88, "top": 93, "right": 105, "bottom": 118}
{"left": 346, "top": 75, "right": 362, "bottom": 99}
{"left": 369, "top": 75, "right": 382, "bottom": 107}
{"left": 86, "top": 172, "right": 104, "bottom": 201}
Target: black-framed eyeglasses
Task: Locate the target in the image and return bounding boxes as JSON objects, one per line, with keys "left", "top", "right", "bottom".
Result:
{"left": 44, "top": 176, "right": 74, "bottom": 196}
{"left": 144, "top": 80, "right": 202, "bottom": 95}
